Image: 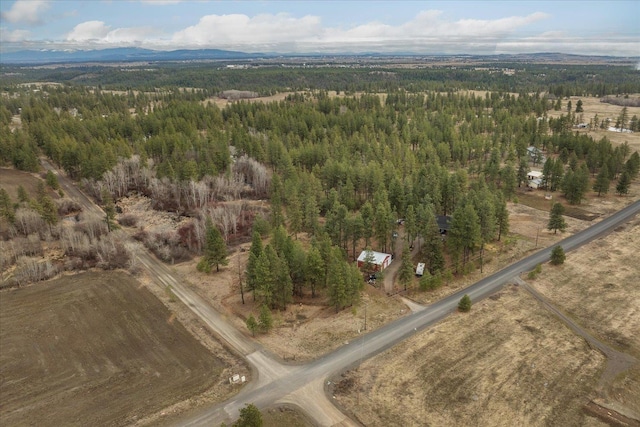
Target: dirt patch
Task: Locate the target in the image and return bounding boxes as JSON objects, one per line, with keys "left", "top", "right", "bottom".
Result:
{"left": 0, "top": 271, "right": 230, "bottom": 427}
{"left": 201, "top": 92, "right": 294, "bottom": 108}
{"left": 333, "top": 286, "right": 605, "bottom": 426}
{"left": 0, "top": 167, "right": 50, "bottom": 201}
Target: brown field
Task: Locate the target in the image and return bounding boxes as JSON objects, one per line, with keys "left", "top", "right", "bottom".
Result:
{"left": 547, "top": 95, "right": 640, "bottom": 151}
{"left": 0, "top": 271, "right": 231, "bottom": 427}
{"left": 333, "top": 285, "right": 606, "bottom": 426}
{"left": 0, "top": 168, "right": 53, "bottom": 201}
{"left": 529, "top": 216, "right": 640, "bottom": 417}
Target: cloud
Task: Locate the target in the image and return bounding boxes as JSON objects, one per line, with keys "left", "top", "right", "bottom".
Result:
{"left": 171, "top": 13, "right": 322, "bottom": 49}
{"left": 66, "top": 21, "right": 111, "bottom": 41}
{"left": 0, "top": 28, "right": 30, "bottom": 42}
{"left": 65, "top": 20, "right": 159, "bottom": 46}
{"left": 1, "top": 0, "right": 50, "bottom": 25}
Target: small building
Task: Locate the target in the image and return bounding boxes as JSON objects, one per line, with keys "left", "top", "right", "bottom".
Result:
{"left": 357, "top": 250, "right": 392, "bottom": 272}
{"left": 436, "top": 215, "right": 452, "bottom": 234}
{"left": 528, "top": 178, "right": 543, "bottom": 189}
{"left": 416, "top": 263, "right": 426, "bottom": 277}
{"left": 527, "top": 170, "right": 543, "bottom": 181}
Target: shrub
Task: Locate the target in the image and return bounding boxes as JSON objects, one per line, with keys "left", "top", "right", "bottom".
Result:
{"left": 458, "top": 294, "right": 472, "bottom": 312}
{"left": 117, "top": 214, "right": 138, "bottom": 227}
{"left": 550, "top": 245, "right": 566, "bottom": 265}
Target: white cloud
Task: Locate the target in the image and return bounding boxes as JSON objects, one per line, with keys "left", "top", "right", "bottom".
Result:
{"left": 171, "top": 13, "right": 322, "bottom": 49}
{"left": 1, "top": 0, "right": 50, "bottom": 25}
{"left": 66, "top": 21, "right": 111, "bottom": 41}
{"left": 0, "top": 28, "right": 30, "bottom": 42}
{"left": 65, "top": 20, "right": 159, "bottom": 46}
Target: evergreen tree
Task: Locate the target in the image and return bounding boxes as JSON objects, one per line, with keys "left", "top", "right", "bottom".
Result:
{"left": 305, "top": 245, "right": 324, "bottom": 298}
{"left": 258, "top": 304, "right": 273, "bottom": 333}
{"left": 246, "top": 314, "right": 258, "bottom": 337}
{"left": 40, "top": 195, "right": 59, "bottom": 232}
{"left": 201, "top": 218, "right": 228, "bottom": 272}
{"left": 422, "top": 207, "right": 445, "bottom": 274}
{"left": 245, "top": 231, "right": 263, "bottom": 292}
{"left": 255, "top": 247, "right": 275, "bottom": 306}
{"left": 625, "top": 152, "right": 640, "bottom": 179}
{"left": 0, "top": 188, "right": 15, "bottom": 223}
{"left": 458, "top": 294, "right": 472, "bottom": 312}
{"left": 517, "top": 158, "right": 529, "bottom": 187}
{"left": 101, "top": 189, "right": 116, "bottom": 232}
{"left": 494, "top": 192, "right": 510, "bottom": 241}
{"left": 550, "top": 245, "right": 566, "bottom": 265}
{"left": 593, "top": 164, "right": 610, "bottom": 196}
{"left": 287, "top": 192, "right": 303, "bottom": 239}
{"left": 450, "top": 201, "right": 481, "bottom": 266}
{"left": 45, "top": 170, "right": 60, "bottom": 190}
{"left": 234, "top": 403, "right": 263, "bottom": 427}
{"left": 17, "top": 185, "right": 29, "bottom": 203}
{"left": 616, "top": 170, "right": 631, "bottom": 195}
{"left": 398, "top": 245, "right": 414, "bottom": 291}
{"left": 547, "top": 202, "right": 567, "bottom": 234}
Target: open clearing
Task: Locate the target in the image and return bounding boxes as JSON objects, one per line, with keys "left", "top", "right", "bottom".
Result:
{"left": 547, "top": 95, "right": 640, "bottom": 151}
{"left": 0, "top": 271, "right": 229, "bottom": 427}
{"left": 529, "top": 215, "right": 640, "bottom": 418}
{"left": 332, "top": 285, "right": 606, "bottom": 427}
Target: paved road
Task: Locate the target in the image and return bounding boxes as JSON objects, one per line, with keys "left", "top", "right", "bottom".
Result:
{"left": 181, "top": 200, "right": 640, "bottom": 425}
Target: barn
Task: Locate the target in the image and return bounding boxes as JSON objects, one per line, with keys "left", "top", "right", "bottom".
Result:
{"left": 357, "top": 250, "right": 392, "bottom": 271}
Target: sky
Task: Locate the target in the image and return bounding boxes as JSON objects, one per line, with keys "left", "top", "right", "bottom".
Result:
{"left": 0, "top": 0, "right": 638, "bottom": 56}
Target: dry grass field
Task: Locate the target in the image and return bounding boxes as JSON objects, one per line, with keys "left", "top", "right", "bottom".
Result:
{"left": 529, "top": 215, "right": 640, "bottom": 418}
{"left": 333, "top": 285, "right": 605, "bottom": 427}
{"left": 0, "top": 271, "right": 231, "bottom": 427}
{"left": 0, "top": 168, "right": 53, "bottom": 201}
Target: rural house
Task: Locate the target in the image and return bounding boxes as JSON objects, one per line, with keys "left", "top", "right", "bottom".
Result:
{"left": 527, "top": 170, "right": 543, "bottom": 189}
{"left": 357, "top": 250, "right": 392, "bottom": 271}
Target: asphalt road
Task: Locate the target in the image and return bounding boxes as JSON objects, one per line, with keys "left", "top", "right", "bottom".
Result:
{"left": 181, "top": 199, "right": 640, "bottom": 426}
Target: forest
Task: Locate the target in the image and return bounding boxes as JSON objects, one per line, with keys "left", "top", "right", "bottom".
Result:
{"left": 1, "top": 63, "right": 639, "bottom": 312}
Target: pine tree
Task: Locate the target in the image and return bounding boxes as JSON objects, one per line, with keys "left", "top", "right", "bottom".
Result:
{"left": 102, "top": 189, "right": 116, "bottom": 232}
{"left": 201, "top": 218, "right": 228, "bottom": 272}
{"left": 258, "top": 304, "right": 273, "bottom": 333}
{"left": 494, "top": 193, "right": 510, "bottom": 241}
{"left": 450, "top": 201, "right": 481, "bottom": 265}
{"left": 255, "top": 247, "right": 275, "bottom": 306}
{"left": 616, "top": 170, "right": 631, "bottom": 195}
{"left": 547, "top": 202, "right": 567, "bottom": 234}
{"left": 234, "top": 403, "right": 263, "bottom": 427}
{"left": 245, "top": 231, "right": 263, "bottom": 292}
{"left": 0, "top": 188, "right": 15, "bottom": 223}
{"left": 17, "top": 185, "right": 29, "bottom": 203}
{"left": 398, "top": 245, "right": 414, "bottom": 291}
{"left": 593, "top": 164, "right": 610, "bottom": 196}
{"left": 246, "top": 314, "right": 258, "bottom": 337}
{"left": 458, "top": 294, "right": 472, "bottom": 312}
{"left": 550, "top": 245, "right": 566, "bottom": 265}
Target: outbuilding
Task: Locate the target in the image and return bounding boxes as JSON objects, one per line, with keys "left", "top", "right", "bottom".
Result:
{"left": 527, "top": 170, "right": 543, "bottom": 181}
{"left": 357, "top": 250, "right": 392, "bottom": 272}
{"left": 416, "top": 262, "right": 426, "bottom": 277}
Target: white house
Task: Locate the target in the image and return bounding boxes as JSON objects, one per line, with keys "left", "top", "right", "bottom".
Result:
{"left": 357, "top": 250, "right": 392, "bottom": 271}
{"left": 527, "top": 170, "right": 543, "bottom": 181}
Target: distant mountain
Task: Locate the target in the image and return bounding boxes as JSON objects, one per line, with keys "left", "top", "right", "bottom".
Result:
{"left": 0, "top": 48, "right": 263, "bottom": 64}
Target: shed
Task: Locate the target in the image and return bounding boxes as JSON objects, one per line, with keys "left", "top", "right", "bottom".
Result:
{"left": 528, "top": 178, "right": 543, "bottom": 189}
{"left": 416, "top": 263, "right": 426, "bottom": 277}
{"left": 357, "top": 250, "right": 392, "bottom": 271}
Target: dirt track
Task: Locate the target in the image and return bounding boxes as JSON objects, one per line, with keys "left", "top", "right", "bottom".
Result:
{"left": 0, "top": 272, "right": 226, "bottom": 427}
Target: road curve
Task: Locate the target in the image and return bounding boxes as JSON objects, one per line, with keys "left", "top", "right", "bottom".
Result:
{"left": 179, "top": 200, "right": 640, "bottom": 426}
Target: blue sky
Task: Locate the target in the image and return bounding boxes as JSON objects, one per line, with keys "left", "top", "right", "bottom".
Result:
{"left": 1, "top": 1, "right": 638, "bottom": 55}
